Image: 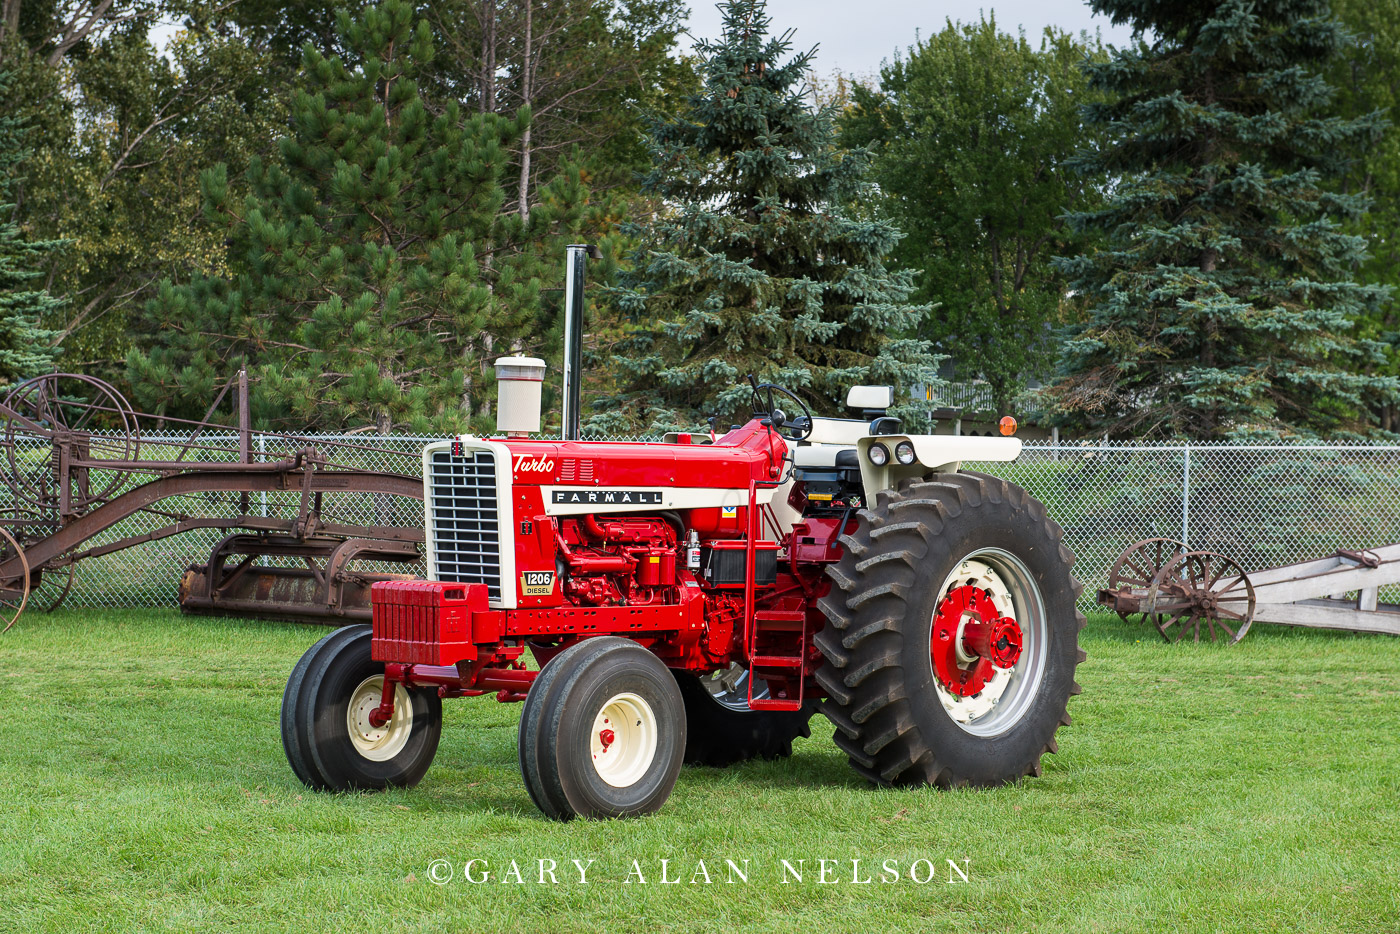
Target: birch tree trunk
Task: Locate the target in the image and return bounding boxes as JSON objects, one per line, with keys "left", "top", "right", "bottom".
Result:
{"left": 517, "top": 0, "right": 533, "bottom": 223}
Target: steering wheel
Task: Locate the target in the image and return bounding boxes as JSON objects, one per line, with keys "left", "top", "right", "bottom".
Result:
{"left": 748, "top": 379, "right": 814, "bottom": 442}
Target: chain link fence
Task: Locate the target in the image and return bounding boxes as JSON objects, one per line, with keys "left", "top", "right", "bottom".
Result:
{"left": 10, "top": 436, "right": 1400, "bottom": 614}
{"left": 969, "top": 442, "right": 1400, "bottom": 608}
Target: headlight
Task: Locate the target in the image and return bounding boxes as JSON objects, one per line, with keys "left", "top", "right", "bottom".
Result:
{"left": 895, "top": 441, "right": 916, "bottom": 465}
{"left": 868, "top": 443, "right": 889, "bottom": 466}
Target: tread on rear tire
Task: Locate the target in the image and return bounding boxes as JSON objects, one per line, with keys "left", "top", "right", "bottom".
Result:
{"left": 814, "top": 471, "right": 1085, "bottom": 787}
{"left": 674, "top": 669, "right": 816, "bottom": 767}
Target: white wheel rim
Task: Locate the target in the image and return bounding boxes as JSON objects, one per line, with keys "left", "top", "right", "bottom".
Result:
{"left": 932, "top": 550, "right": 1048, "bottom": 737}
{"left": 590, "top": 692, "right": 658, "bottom": 788}
{"left": 347, "top": 675, "right": 414, "bottom": 762}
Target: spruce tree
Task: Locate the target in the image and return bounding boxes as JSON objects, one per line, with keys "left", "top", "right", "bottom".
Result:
{"left": 1051, "top": 0, "right": 1396, "bottom": 438}
{"left": 1330, "top": 0, "right": 1400, "bottom": 431}
{"left": 128, "top": 0, "right": 588, "bottom": 432}
{"left": 0, "top": 69, "right": 61, "bottom": 387}
{"left": 594, "top": 0, "right": 936, "bottom": 432}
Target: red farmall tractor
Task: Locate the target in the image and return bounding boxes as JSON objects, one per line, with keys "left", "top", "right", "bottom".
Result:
{"left": 282, "top": 366, "right": 1085, "bottom": 819}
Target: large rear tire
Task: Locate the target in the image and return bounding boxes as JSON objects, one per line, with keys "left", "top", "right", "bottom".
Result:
{"left": 814, "top": 472, "right": 1084, "bottom": 787}
{"left": 674, "top": 665, "right": 816, "bottom": 767}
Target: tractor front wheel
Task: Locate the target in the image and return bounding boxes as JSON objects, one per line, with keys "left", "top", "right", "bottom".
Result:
{"left": 518, "top": 637, "right": 686, "bottom": 820}
{"left": 281, "top": 624, "right": 442, "bottom": 792}
{"left": 814, "top": 472, "right": 1084, "bottom": 787}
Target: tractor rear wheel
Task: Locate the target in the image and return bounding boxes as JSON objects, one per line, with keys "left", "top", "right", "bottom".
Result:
{"left": 674, "top": 665, "right": 816, "bottom": 767}
{"left": 281, "top": 624, "right": 442, "bottom": 792}
{"left": 814, "top": 472, "right": 1084, "bottom": 787}
{"left": 518, "top": 637, "right": 685, "bottom": 820}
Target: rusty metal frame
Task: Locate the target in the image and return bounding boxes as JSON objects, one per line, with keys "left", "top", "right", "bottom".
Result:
{"left": 0, "top": 371, "right": 430, "bottom": 626}
{"left": 0, "top": 459, "right": 423, "bottom": 582}
{"left": 178, "top": 533, "right": 423, "bottom": 623}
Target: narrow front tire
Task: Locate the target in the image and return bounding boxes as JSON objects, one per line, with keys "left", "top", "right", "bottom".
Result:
{"left": 281, "top": 624, "right": 442, "bottom": 791}
{"left": 519, "top": 637, "right": 686, "bottom": 820}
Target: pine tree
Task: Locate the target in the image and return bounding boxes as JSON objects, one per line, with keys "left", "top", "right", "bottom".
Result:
{"left": 1050, "top": 0, "right": 1396, "bottom": 439}
{"left": 0, "top": 69, "right": 61, "bottom": 387}
{"left": 593, "top": 0, "right": 936, "bottom": 432}
{"left": 127, "top": 0, "right": 589, "bottom": 432}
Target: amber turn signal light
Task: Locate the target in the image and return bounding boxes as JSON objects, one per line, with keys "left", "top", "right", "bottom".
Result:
{"left": 999, "top": 416, "right": 1017, "bottom": 436}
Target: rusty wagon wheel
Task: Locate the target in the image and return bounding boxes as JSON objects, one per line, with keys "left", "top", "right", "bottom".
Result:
{"left": 28, "top": 562, "right": 74, "bottom": 613}
{"left": 1146, "top": 550, "right": 1256, "bottom": 645}
{"left": 0, "top": 527, "right": 31, "bottom": 633}
{"left": 2, "top": 373, "right": 141, "bottom": 512}
{"left": 1107, "top": 537, "right": 1188, "bottom": 627}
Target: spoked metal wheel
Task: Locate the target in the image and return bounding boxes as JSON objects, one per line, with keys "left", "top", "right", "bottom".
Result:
{"left": 0, "top": 528, "right": 30, "bottom": 633}
{"left": 2, "top": 373, "right": 141, "bottom": 512}
{"left": 1147, "top": 550, "right": 1256, "bottom": 645}
{"left": 28, "top": 562, "right": 74, "bottom": 613}
{"left": 930, "top": 551, "right": 1047, "bottom": 737}
{"left": 1106, "top": 537, "right": 1187, "bottom": 626}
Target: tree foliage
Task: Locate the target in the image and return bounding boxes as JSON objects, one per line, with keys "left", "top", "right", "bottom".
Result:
{"left": 421, "top": 0, "right": 694, "bottom": 208}
{"left": 595, "top": 0, "right": 937, "bottom": 432}
{"left": 3, "top": 8, "right": 286, "bottom": 383}
{"left": 0, "top": 68, "right": 62, "bottom": 385}
{"left": 3, "top": 0, "right": 691, "bottom": 399}
{"left": 1329, "top": 0, "right": 1400, "bottom": 430}
{"left": 841, "top": 17, "right": 1103, "bottom": 416}
{"left": 205, "top": 0, "right": 695, "bottom": 218}
{"left": 127, "top": 0, "right": 591, "bottom": 432}
{"left": 1050, "top": 0, "right": 1396, "bottom": 439}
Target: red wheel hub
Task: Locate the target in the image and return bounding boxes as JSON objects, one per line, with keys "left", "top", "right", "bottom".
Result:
{"left": 598, "top": 728, "right": 616, "bottom": 749}
{"left": 931, "top": 584, "right": 1023, "bottom": 696}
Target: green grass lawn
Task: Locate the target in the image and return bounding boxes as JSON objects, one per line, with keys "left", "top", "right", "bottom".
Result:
{"left": 1, "top": 609, "right": 1398, "bottom": 933}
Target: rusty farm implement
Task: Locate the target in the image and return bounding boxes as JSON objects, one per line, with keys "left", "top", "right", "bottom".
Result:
{"left": 1099, "top": 536, "right": 1400, "bottom": 644}
{"left": 0, "top": 371, "right": 427, "bottom": 631}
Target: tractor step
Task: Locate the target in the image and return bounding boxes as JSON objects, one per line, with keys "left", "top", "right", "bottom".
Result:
{"left": 747, "top": 696, "right": 805, "bottom": 712}
{"left": 751, "top": 609, "right": 805, "bottom": 630}
{"left": 748, "top": 610, "right": 807, "bottom": 710}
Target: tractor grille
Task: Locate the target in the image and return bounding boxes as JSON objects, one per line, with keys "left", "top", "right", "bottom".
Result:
{"left": 427, "top": 449, "right": 503, "bottom": 601}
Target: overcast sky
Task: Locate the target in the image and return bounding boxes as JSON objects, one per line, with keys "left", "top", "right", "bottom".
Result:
{"left": 150, "top": 1, "right": 1139, "bottom": 76}
{"left": 685, "top": 1, "right": 1139, "bottom": 78}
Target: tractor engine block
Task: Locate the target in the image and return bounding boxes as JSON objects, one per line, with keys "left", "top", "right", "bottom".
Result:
{"left": 555, "top": 514, "right": 679, "bottom": 607}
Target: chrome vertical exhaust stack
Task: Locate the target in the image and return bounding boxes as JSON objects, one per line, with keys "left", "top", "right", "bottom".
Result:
{"left": 561, "top": 244, "right": 599, "bottom": 441}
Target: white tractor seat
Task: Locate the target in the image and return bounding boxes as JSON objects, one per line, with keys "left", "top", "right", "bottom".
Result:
{"left": 805, "top": 417, "right": 872, "bottom": 447}
{"left": 793, "top": 444, "right": 851, "bottom": 468}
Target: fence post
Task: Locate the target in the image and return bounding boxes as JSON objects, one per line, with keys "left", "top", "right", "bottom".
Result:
{"left": 258, "top": 435, "right": 268, "bottom": 518}
{"left": 1181, "top": 442, "right": 1191, "bottom": 547}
